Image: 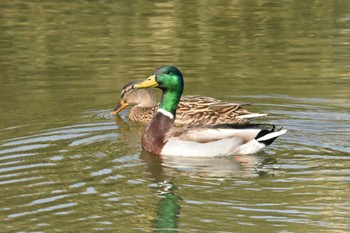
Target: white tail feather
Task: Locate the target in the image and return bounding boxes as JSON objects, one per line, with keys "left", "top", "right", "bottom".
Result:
{"left": 237, "top": 113, "right": 267, "bottom": 119}
{"left": 257, "top": 129, "right": 287, "bottom": 142}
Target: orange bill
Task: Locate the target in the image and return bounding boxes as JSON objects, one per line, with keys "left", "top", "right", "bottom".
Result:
{"left": 110, "top": 100, "right": 128, "bottom": 115}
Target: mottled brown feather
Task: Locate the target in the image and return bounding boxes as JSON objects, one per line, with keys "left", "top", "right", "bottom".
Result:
{"left": 116, "top": 87, "right": 265, "bottom": 126}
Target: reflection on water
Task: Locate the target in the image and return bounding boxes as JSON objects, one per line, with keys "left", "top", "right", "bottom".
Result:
{"left": 142, "top": 151, "right": 279, "bottom": 179}
{"left": 152, "top": 181, "right": 181, "bottom": 233}
{"left": 142, "top": 152, "right": 279, "bottom": 232}
{"left": 1, "top": 0, "right": 350, "bottom": 232}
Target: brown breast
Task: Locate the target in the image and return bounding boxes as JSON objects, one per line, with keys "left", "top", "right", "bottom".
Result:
{"left": 141, "top": 111, "right": 174, "bottom": 155}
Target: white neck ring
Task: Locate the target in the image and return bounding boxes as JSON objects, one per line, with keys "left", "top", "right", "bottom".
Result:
{"left": 157, "top": 108, "right": 174, "bottom": 119}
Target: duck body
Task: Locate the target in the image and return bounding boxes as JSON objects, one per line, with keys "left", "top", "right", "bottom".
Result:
{"left": 112, "top": 82, "right": 266, "bottom": 126}
{"left": 143, "top": 110, "right": 285, "bottom": 157}
{"left": 161, "top": 127, "right": 284, "bottom": 157}
{"left": 132, "top": 66, "right": 286, "bottom": 157}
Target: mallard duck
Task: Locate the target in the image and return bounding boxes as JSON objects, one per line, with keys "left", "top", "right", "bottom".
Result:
{"left": 130, "top": 66, "right": 287, "bottom": 157}
{"left": 111, "top": 81, "right": 266, "bottom": 126}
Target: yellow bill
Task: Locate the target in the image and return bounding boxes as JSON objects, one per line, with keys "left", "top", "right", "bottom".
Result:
{"left": 133, "top": 74, "right": 158, "bottom": 89}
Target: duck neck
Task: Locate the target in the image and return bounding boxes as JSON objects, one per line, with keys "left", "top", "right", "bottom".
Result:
{"left": 159, "top": 89, "right": 181, "bottom": 118}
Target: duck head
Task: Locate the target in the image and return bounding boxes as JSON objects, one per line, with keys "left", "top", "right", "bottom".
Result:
{"left": 111, "top": 80, "right": 156, "bottom": 115}
{"left": 133, "top": 66, "right": 184, "bottom": 117}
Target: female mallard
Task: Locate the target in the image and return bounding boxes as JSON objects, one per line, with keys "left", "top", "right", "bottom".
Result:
{"left": 111, "top": 82, "right": 266, "bottom": 126}
{"left": 131, "top": 66, "right": 286, "bottom": 157}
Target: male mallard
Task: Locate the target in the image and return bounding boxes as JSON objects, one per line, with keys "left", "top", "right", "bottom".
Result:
{"left": 131, "top": 66, "right": 286, "bottom": 157}
{"left": 111, "top": 81, "right": 266, "bottom": 126}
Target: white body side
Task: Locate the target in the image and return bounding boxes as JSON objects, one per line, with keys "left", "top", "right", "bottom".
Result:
{"left": 161, "top": 128, "right": 286, "bottom": 157}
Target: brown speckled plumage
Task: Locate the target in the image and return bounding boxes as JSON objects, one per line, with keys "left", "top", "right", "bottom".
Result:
{"left": 112, "top": 81, "right": 266, "bottom": 126}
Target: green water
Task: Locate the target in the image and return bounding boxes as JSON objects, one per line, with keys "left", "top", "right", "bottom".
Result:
{"left": 1, "top": 1, "right": 349, "bottom": 232}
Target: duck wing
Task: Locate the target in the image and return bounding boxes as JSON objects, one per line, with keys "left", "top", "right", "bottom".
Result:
{"left": 162, "top": 124, "right": 286, "bottom": 157}
{"left": 175, "top": 95, "right": 266, "bottom": 125}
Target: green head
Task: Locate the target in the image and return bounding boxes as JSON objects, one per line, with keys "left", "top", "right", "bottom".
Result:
{"left": 133, "top": 66, "right": 184, "bottom": 117}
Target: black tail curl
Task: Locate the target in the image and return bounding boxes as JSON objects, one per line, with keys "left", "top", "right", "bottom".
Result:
{"left": 255, "top": 126, "right": 285, "bottom": 146}
{"left": 211, "top": 123, "right": 284, "bottom": 146}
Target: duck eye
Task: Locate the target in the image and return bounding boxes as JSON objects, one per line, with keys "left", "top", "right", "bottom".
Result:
{"left": 164, "top": 70, "right": 171, "bottom": 74}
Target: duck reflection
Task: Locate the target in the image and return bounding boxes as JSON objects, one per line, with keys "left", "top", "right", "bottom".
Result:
{"left": 140, "top": 151, "right": 278, "bottom": 232}
{"left": 141, "top": 151, "right": 277, "bottom": 179}
{"left": 153, "top": 181, "right": 181, "bottom": 232}
{"left": 141, "top": 153, "right": 181, "bottom": 232}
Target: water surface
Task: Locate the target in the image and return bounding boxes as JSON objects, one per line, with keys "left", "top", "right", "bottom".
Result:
{"left": 1, "top": 1, "right": 349, "bottom": 232}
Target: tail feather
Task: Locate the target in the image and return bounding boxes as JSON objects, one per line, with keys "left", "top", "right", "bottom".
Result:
{"left": 236, "top": 113, "right": 267, "bottom": 119}
{"left": 256, "top": 127, "right": 287, "bottom": 146}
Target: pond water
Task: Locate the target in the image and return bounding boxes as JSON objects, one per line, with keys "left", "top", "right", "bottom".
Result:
{"left": 1, "top": 1, "right": 349, "bottom": 232}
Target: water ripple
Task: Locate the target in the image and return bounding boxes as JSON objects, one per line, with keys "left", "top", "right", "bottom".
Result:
{"left": 0, "top": 144, "right": 50, "bottom": 155}
{"left": 7, "top": 203, "right": 78, "bottom": 219}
